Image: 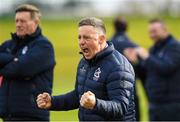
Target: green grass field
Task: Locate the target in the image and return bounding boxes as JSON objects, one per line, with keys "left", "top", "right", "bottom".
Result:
{"left": 0, "top": 16, "right": 180, "bottom": 121}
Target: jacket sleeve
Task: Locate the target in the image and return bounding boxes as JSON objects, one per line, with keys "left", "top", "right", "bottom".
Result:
{"left": 133, "top": 59, "right": 147, "bottom": 86}
{"left": 0, "top": 42, "right": 7, "bottom": 52}
{"left": 94, "top": 63, "right": 135, "bottom": 118}
{"left": 0, "top": 41, "right": 15, "bottom": 68}
{"left": 143, "top": 43, "right": 180, "bottom": 75}
{"left": 0, "top": 53, "right": 14, "bottom": 68}
{"left": 50, "top": 89, "right": 79, "bottom": 111}
{"left": 0, "top": 40, "right": 55, "bottom": 78}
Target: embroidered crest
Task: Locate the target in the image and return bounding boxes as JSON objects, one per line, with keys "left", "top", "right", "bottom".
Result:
{"left": 93, "top": 68, "right": 101, "bottom": 81}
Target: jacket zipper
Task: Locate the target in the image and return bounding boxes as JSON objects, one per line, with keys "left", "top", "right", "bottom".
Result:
{"left": 81, "top": 62, "right": 92, "bottom": 120}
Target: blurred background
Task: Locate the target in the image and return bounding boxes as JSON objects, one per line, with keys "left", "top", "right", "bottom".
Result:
{"left": 0, "top": 0, "right": 180, "bottom": 121}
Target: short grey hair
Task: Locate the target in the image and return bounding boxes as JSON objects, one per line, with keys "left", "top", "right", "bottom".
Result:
{"left": 15, "top": 4, "right": 41, "bottom": 22}
{"left": 78, "top": 17, "right": 106, "bottom": 34}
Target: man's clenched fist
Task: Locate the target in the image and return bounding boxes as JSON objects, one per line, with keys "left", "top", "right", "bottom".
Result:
{"left": 80, "top": 91, "right": 96, "bottom": 109}
{"left": 36, "top": 92, "right": 52, "bottom": 109}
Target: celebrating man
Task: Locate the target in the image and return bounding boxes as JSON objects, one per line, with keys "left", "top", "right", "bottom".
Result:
{"left": 37, "top": 17, "right": 135, "bottom": 121}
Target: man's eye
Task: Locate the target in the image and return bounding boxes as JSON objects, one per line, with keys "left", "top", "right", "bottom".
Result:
{"left": 78, "top": 36, "right": 81, "bottom": 40}
{"left": 21, "top": 20, "right": 26, "bottom": 23}
{"left": 15, "top": 19, "right": 19, "bottom": 23}
{"left": 84, "top": 36, "right": 91, "bottom": 40}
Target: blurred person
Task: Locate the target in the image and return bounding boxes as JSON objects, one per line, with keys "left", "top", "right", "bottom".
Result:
{"left": 0, "top": 4, "right": 55, "bottom": 121}
{"left": 124, "top": 19, "right": 180, "bottom": 121}
{"left": 109, "top": 16, "right": 144, "bottom": 121}
{"left": 37, "top": 17, "right": 136, "bottom": 121}
{"left": 110, "top": 17, "right": 137, "bottom": 53}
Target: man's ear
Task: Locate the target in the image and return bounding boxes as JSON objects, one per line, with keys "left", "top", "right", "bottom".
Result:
{"left": 98, "top": 34, "right": 106, "bottom": 44}
{"left": 35, "top": 19, "right": 39, "bottom": 25}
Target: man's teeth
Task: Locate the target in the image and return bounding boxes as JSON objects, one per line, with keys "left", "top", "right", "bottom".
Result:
{"left": 83, "top": 48, "right": 88, "bottom": 53}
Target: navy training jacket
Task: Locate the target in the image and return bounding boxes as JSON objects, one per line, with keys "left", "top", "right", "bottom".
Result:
{"left": 110, "top": 32, "right": 137, "bottom": 54}
{"left": 109, "top": 32, "right": 146, "bottom": 83}
{"left": 51, "top": 42, "right": 135, "bottom": 121}
{"left": 137, "top": 35, "right": 180, "bottom": 104}
{"left": 0, "top": 27, "right": 55, "bottom": 120}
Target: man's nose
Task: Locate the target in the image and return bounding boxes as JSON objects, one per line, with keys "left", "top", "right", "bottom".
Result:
{"left": 79, "top": 38, "right": 85, "bottom": 45}
{"left": 16, "top": 21, "right": 21, "bottom": 27}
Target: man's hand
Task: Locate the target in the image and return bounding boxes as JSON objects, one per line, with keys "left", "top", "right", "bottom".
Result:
{"left": 36, "top": 92, "right": 52, "bottom": 109}
{"left": 136, "top": 47, "right": 149, "bottom": 60}
{"left": 123, "top": 48, "right": 138, "bottom": 64}
{"left": 80, "top": 91, "right": 96, "bottom": 110}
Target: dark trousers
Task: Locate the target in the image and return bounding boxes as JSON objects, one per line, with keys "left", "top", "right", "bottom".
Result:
{"left": 149, "top": 103, "right": 180, "bottom": 121}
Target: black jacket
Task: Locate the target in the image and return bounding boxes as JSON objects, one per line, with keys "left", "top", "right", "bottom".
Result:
{"left": 51, "top": 42, "right": 135, "bottom": 121}
{"left": 0, "top": 27, "right": 55, "bottom": 120}
{"left": 137, "top": 35, "right": 180, "bottom": 104}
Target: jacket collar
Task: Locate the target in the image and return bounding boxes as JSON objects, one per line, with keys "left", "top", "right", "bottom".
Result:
{"left": 112, "top": 32, "right": 126, "bottom": 39}
{"left": 114, "top": 32, "right": 125, "bottom": 36}
{"left": 154, "top": 34, "right": 173, "bottom": 49}
{"left": 11, "top": 26, "right": 42, "bottom": 44}
{"left": 85, "top": 41, "right": 114, "bottom": 64}
{"left": 150, "top": 34, "right": 173, "bottom": 54}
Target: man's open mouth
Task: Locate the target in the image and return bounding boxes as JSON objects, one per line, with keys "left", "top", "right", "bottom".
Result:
{"left": 82, "top": 48, "right": 89, "bottom": 54}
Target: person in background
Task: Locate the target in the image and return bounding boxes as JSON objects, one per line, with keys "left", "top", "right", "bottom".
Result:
{"left": 37, "top": 17, "right": 136, "bottom": 121}
{"left": 124, "top": 19, "right": 180, "bottom": 121}
{"left": 0, "top": 4, "right": 55, "bottom": 121}
{"left": 110, "top": 16, "right": 143, "bottom": 121}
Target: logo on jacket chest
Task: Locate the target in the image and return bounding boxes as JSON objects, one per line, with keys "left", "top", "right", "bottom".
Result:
{"left": 22, "top": 46, "right": 28, "bottom": 55}
{"left": 93, "top": 68, "right": 101, "bottom": 81}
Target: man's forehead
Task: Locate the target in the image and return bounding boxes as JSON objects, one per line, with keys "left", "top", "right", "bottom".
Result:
{"left": 149, "top": 22, "right": 164, "bottom": 28}
{"left": 79, "top": 25, "right": 97, "bottom": 32}
{"left": 79, "top": 25, "right": 95, "bottom": 30}
{"left": 78, "top": 25, "right": 102, "bottom": 34}
{"left": 15, "top": 11, "right": 31, "bottom": 18}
